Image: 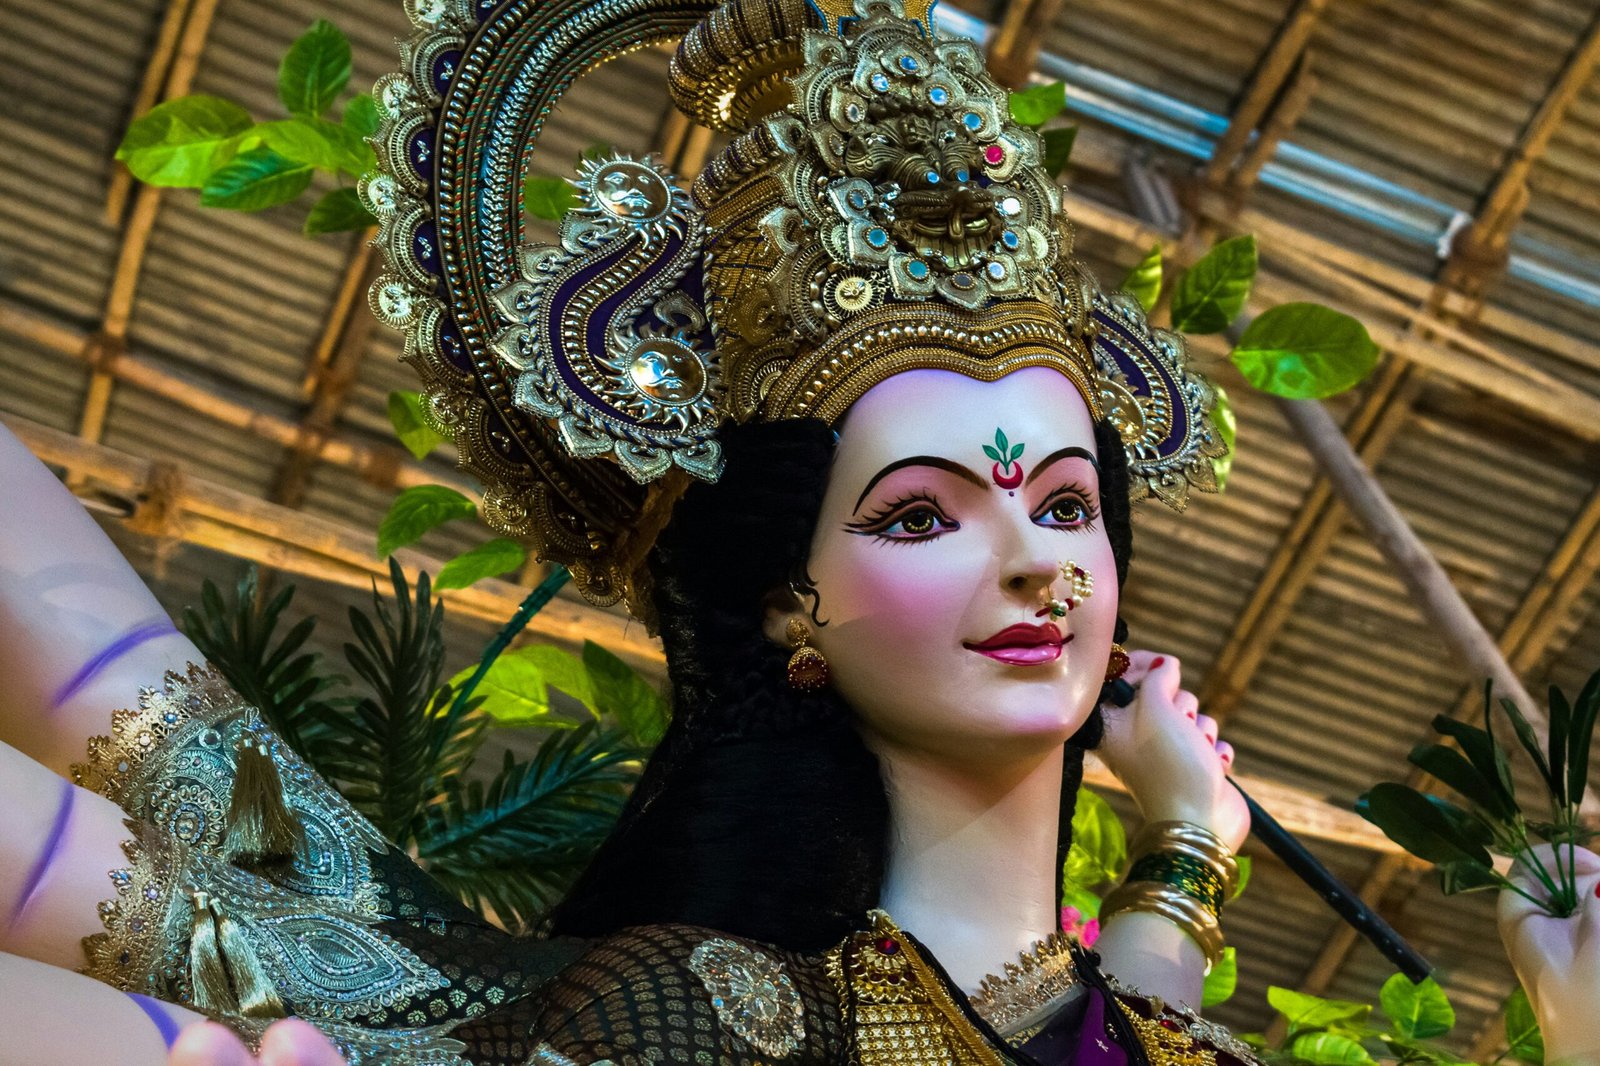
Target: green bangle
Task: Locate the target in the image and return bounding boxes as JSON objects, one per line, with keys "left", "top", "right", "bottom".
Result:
{"left": 1124, "top": 852, "right": 1226, "bottom": 917}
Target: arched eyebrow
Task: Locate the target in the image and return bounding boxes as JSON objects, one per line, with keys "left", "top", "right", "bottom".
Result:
{"left": 1024, "top": 447, "right": 1100, "bottom": 487}
{"left": 853, "top": 456, "right": 986, "bottom": 512}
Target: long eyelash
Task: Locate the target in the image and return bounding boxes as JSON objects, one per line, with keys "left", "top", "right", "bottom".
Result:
{"left": 844, "top": 491, "right": 949, "bottom": 532}
{"left": 1034, "top": 483, "right": 1101, "bottom": 524}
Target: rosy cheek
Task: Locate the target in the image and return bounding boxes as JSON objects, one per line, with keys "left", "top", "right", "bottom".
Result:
{"left": 823, "top": 544, "right": 979, "bottom": 630}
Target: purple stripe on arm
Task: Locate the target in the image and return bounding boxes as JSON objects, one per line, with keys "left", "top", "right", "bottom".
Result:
{"left": 125, "top": 991, "right": 185, "bottom": 1049}
{"left": 7, "top": 776, "right": 74, "bottom": 931}
{"left": 51, "top": 619, "right": 178, "bottom": 711}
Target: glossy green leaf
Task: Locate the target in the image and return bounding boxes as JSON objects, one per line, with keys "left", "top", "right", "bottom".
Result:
{"left": 581, "top": 141, "right": 616, "bottom": 161}
{"left": 1232, "top": 853, "right": 1252, "bottom": 900}
{"left": 1566, "top": 667, "right": 1600, "bottom": 811}
{"left": 583, "top": 641, "right": 669, "bottom": 746}
{"left": 304, "top": 187, "right": 375, "bottom": 234}
{"left": 1499, "top": 694, "right": 1557, "bottom": 796}
{"left": 1408, "top": 742, "right": 1516, "bottom": 822}
{"left": 1201, "top": 946, "right": 1237, "bottom": 1008}
{"left": 1504, "top": 986, "right": 1545, "bottom": 1065}
{"left": 524, "top": 175, "right": 577, "bottom": 221}
{"left": 1379, "top": 974, "right": 1454, "bottom": 1040}
{"left": 116, "top": 95, "right": 254, "bottom": 187}
{"left": 1060, "top": 882, "right": 1101, "bottom": 920}
{"left": 446, "top": 644, "right": 598, "bottom": 727}
{"left": 1171, "top": 235, "right": 1257, "bottom": 334}
{"left": 256, "top": 118, "right": 374, "bottom": 176}
{"left": 387, "top": 390, "right": 447, "bottom": 460}
{"left": 1121, "top": 244, "right": 1163, "bottom": 312}
{"left": 1210, "top": 384, "right": 1235, "bottom": 492}
{"left": 199, "top": 148, "right": 313, "bottom": 211}
{"left": 1008, "top": 81, "right": 1067, "bottom": 128}
{"left": 1355, "top": 783, "right": 1493, "bottom": 867}
{"left": 1062, "top": 786, "right": 1127, "bottom": 889}
{"left": 278, "top": 19, "right": 352, "bottom": 119}
{"left": 1437, "top": 712, "right": 1517, "bottom": 813}
{"left": 435, "top": 538, "right": 527, "bottom": 590}
{"left": 1268, "top": 987, "right": 1372, "bottom": 1034}
{"left": 1288, "top": 1032, "right": 1377, "bottom": 1065}
{"left": 1230, "top": 302, "right": 1381, "bottom": 399}
{"left": 343, "top": 93, "right": 380, "bottom": 138}
{"left": 376, "top": 485, "right": 475, "bottom": 558}
{"left": 1042, "top": 126, "right": 1077, "bottom": 178}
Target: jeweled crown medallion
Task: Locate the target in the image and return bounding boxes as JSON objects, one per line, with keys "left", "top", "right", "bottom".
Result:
{"left": 762, "top": 0, "right": 1062, "bottom": 339}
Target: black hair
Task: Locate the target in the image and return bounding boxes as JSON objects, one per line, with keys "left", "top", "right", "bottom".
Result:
{"left": 549, "top": 416, "right": 1134, "bottom": 951}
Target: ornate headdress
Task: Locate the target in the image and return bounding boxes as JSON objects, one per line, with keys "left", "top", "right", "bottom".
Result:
{"left": 368, "top": 0, "right": 1223, "bottom": 616}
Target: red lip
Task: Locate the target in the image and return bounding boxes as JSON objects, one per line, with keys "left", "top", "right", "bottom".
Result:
{"left": 967, "top": 623, "right": 1065, "bottom": 650}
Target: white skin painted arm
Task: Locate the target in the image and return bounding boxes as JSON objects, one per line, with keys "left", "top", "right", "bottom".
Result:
{"left": 1091, "top": 649, "right": 1250, "bottom": 1010}
{"left": 0, "top": 421, "right": 203, "bottom": 778}
{"left": 0, "top": 951, "right": 207, "bottom": 1066}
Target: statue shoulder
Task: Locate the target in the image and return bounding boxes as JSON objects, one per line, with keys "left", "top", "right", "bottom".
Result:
{"left": 528, "top": 923, "right": 846, "bottom": 1066}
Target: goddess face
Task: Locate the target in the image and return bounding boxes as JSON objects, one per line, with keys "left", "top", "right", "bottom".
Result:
{"left": 791, "top": 366, "right": 1118, "bottom": 764}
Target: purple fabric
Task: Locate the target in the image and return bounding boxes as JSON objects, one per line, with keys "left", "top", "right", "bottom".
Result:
{"left": 8, "top": 776, "right": 74, "bottom": 930}
{"left": 1017, "top": 985, "right": 1128, "bottom": 1066}
{"left": 126, "top": 991, "right": 184, "bottom": 1049}
{"left": 50, "top": 618, "right": 177, "bottom": 711}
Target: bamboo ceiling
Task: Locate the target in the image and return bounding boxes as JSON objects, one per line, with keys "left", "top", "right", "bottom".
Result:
{"left": 1, "top": 0, "right": 1599, "bottom": 1052}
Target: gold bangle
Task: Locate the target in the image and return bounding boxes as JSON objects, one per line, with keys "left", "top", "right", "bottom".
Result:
{"left": 1098, "top": 880, "right": 1227, "bottom": 968}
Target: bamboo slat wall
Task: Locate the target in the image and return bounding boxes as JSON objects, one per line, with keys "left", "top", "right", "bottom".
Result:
{"left": 1, "top": 0, "right": 1598, "bottom": 1051}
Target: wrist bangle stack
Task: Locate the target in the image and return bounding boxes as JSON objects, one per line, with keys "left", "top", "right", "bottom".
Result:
{"left": 1099, "top": 821, "right": 1239, "bottom": 969}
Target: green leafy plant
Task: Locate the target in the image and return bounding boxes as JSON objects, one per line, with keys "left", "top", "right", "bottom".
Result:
{"left": 1121, "top": 243, "right": 1164, "bottom": 312}
{"left": 1232, "top": 303, "right": 1380, "bottom": 401}
{"left": 1171, "top": 235, "right": 1258, "bottom": 335}
{"left": 1357, "top": 669, "right": 1600, "bottom": 918}
{"left": 181, "top": 562, "right": 663, "bottom": 928}
{"left": 1242, "top": 975, "right": 1472, "bottom": 1066}
{"left": 1007, "top": 82, "right": 1077, "bottom": 179}
{"left": 116, "top": 19, "right": 377, "bottom": 234}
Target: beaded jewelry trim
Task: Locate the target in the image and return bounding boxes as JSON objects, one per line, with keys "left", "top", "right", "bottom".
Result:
{"left": 688, "top": 938, "right": 807, "bottom": 1058}
{"left": 1101, "top": 972, "right": 1265, "bottom": 1066}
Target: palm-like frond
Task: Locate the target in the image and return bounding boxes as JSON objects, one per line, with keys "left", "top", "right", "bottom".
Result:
{"left": 179, "top": 569, "right": 344, "bottom": 772}
{"left": 417, "top": 725, "right": 643, "bottom": 929}
{"left": 320, "top": 560, "right": 487, "bottom": 841}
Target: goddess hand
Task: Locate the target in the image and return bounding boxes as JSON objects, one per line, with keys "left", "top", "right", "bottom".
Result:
{"left": 1497, "top": 844, "right": 1600, "bottom": 1063}
{"left": 170, "top": 1020, "right": 347, "bottom": 1066}
{"left": 1095, "top": 650, "right": 1250, "bottom": 853}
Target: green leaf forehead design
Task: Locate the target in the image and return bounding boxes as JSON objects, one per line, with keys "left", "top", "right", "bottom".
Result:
{"left": 982, "top": 428, "right": 1025, "bottom": 471}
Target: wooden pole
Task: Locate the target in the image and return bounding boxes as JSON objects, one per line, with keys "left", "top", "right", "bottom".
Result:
{"left": 4, "top": 414, "right": 661, "bottom": 672}
{"left": 0, "top": 298, "right": 473, "bottom": 499}
{"left": 987, "top": 0, "right": 1069, "bottom": 90}
{"left": 1202, "top": 0, "right": 1331, "bottom": 185}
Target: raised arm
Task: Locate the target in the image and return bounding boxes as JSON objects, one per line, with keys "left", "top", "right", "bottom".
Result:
{"left": 0, "top": 421, "right": 203, "bottom": 775}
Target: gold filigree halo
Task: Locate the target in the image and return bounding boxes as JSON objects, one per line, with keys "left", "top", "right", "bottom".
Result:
{"left": 368, "top": 0, "right": 1225, "bottom": 618}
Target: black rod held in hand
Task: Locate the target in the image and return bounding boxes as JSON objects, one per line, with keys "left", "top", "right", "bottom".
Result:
{"left": 1101, "top": 678, "right": 1432, "bottom": 983}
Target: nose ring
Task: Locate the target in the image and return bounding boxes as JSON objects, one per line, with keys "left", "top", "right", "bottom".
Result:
{"left": 1045, "top": 561, "right": 1094, "bottom": 618}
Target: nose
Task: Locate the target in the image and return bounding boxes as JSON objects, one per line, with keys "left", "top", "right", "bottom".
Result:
{"left": 1001, "top": 539, "right": 1059, "bottom": 605}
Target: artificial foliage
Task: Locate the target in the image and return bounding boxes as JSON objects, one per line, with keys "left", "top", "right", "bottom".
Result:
{"left": 182, "top": 562, "right": 661, "bottom": 930}
{"left": 1358, "top": 670, "right": 1600, "bottom": 919}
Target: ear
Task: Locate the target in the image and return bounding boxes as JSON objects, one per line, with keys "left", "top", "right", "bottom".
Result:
{"left": 761, "top": 584, "right": 804, "bottom": 650}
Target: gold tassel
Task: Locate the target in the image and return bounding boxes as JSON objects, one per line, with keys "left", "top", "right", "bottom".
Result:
{"left": 188, "top": 890, "right": 286, "bottom": 1020}
{"left": 221, "top": 738, "right": 303, "bottom": 866}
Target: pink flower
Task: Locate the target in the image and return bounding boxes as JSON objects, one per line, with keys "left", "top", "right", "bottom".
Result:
{"left": 1060, "top": 906, "right": 1102, "bottom": 947}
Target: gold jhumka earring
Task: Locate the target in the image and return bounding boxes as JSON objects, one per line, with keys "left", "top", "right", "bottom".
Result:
{"left": 785, "top": 619, "right": 830, "bottom": 691}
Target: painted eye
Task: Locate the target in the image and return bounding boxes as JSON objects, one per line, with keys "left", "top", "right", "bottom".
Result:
{"left": 886, "top": 508, "right": 946, "bottom": 537}
{"left": 1037, "top": 495, "right": 1092, "bottom": 528}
